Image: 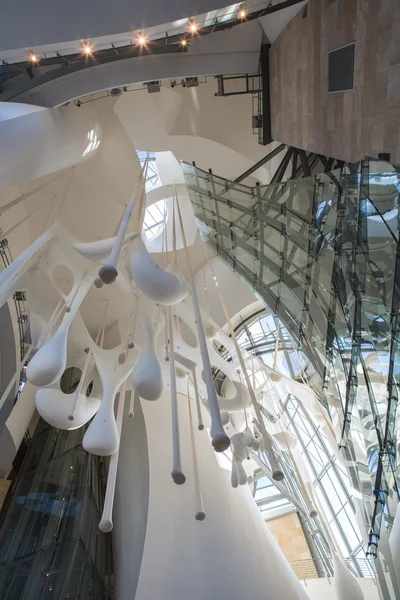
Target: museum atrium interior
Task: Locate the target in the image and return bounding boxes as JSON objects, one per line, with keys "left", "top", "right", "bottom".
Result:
{"left": 0, "top": 0, "right": 399, "bottom": 599}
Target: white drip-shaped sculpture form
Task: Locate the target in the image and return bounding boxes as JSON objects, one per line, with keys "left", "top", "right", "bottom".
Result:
{"left": 230, "top": 431, "right": 259, "bottom": 488}
{"left": 83, "top": 352, "right": 135, "bottom": 455}
{"left": 130, "top": 235, "right": 187, "bottom": 305}
{"left": 29, "top": 311, "right": 48, "bottom": 348}
{"left": 216, "top": 380, "right": 251, "bottom": 413}
{"left": 132, "top": 313, "right": 164, "bottom": 401}
{"left": 35, "top": 308, "right": 106, "bottom": 430}
{"left": 99, "top": 349, "right": 131, "bottom": 533}
{"left": 333, "top": 552, "right": 364, "bottom": 600}
{"left": 26, "top": 271, "right": 93, "bottom": 387}
{"left": 273, "top": 430, "right": 298, "bottom": 451}
{"left": 74, "top": 233, "right": 138, "bottom": 263}
{"left": 36, "top": 384, "right": 101, "bottom": 430}
{"left": 187, "top": 382, "right": 206, "bottom": 521}
{"left": 98, "top": 158, "right": 148, "bottom": 285}
{"left": 175, "top": 196, "right": 229, "bottom": 452}
{"left": 167, "top": 307, "right": 186, "bottom": 484}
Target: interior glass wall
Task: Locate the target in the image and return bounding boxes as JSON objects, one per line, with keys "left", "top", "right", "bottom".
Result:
{"left": 183, "top": 157, "right": 400, "bottom": 594}
{"left": 0, "top": 419, "right": 113, "bottom": 600}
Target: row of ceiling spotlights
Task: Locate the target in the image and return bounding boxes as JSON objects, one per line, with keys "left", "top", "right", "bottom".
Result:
{"left": 27, "top": 9, "right": 247, "bottom": 64}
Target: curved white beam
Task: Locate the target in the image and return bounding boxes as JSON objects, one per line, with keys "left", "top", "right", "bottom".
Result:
{"left": 0, "top": 104, "right": 101, "bottom": 192}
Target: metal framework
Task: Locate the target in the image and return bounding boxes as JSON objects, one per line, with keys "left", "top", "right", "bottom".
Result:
{"left": 183, "top": 157, "right": 400, "bottom": 596}
{"left": 0, "top": 0, "right": 306, "bottom": 102}
{"left": 234, "top": 145, "right": 346, "bottom": 185}
{"left": 228, "top": 309, "right": 366, "bottom": 572}
{"left": 0, "top": 234, "right": 28, "bottom": 362}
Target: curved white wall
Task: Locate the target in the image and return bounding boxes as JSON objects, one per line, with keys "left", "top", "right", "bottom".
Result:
{"left": 0, "top": 103, "right": 100, "bottom": 192}
{"left": 114, "top": 386, "right": 310, "bottom": 600}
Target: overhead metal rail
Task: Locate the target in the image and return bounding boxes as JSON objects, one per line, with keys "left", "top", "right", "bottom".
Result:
{"left": 0, "top": 0, "right": 307, "bottom": 101}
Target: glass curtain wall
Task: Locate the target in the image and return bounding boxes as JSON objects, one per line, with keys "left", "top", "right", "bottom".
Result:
{"left": 0, "top": 419, "right": 113, "bottom": 600}
{"left": 229, "top": 311, "right": 365, "bottom": 570}
{"left": 183, "top": 158, "right": 400, "bottom": 583}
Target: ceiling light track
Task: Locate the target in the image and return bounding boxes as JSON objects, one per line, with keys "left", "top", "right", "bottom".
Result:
{"left": 0, "top": 0, "right": 307, "bottom": 101}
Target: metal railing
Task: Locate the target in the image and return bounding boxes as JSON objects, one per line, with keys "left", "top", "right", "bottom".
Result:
{"left": 289, "top": 557, "right": 376, "bottom": 581}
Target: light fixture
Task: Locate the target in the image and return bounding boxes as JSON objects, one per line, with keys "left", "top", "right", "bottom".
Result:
{"left": 146, "top": 80, "right": 161, "bottom": 93}
{"left": 190, "top": 22, "right": 197, "bottom": 33}
{"left": 181, "top": 38, "right": 187, "bottom": 47}
{"left": 83, "top": 45, "right": 92, "bottom": 56}
{"left": 30, "top": 53, "right": 38, "bottom": 63}
{"left": 138, "top": 35, "right": 146, "bottom": 46}
{"left": 185, "top": 76, "right": 199, "bottom": 88}
{"left": 239, "top": 9, "right": 246, "bottom": 18}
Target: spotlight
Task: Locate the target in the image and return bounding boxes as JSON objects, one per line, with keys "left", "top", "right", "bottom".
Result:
{"left": 170, "top": 80, "right": 177, "bottom": 88}
{"left": 83, "top": 45, "right": 92, "bottom": 56}
{"left": 181, "top": 38, "right": 187, "bottom": 47}
{"left": 239, "top": 9, "right": 246, "bottom": 18}
{"left": 30, "top": 53, "right": 38, "bottom": 63}
{"left": 190, "top": 22, "right": 197, "bottom": 33}
{"left": 138, "top": 35, "right": 146, "bottom": 46}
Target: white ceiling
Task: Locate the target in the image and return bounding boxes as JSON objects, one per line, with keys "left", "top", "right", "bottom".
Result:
{"left": 0, "top": 79, "right": 269, "bottom": 338}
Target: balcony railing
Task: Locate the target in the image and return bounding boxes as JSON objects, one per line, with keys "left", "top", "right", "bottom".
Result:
{"left": 289, "top": 557, "right": 376, "bottom": 581}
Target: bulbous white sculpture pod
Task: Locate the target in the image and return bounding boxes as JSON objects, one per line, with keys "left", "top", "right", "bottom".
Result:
{"left": 132, "top": 354, "right": 163, "bottom": 401}
{"left": 29, "top": 312, "right": 47, "bottom": 348}
{"left": 132, "top": 314, "right": 164, "bottom": 401}
{"left": 36, "top": 388, "right": 100, "bottom": 430}
{"left": 273, "top": 430, "right": 298, "bottom": 451}
{"left": 333, "top": 553, "right": 364, "bottom": 600}
{"left": 130, "top": 249, "right": 187, "bottom": 305}
{"left": 27, "top": 330, "right": 68, "bottom": 387}
{"left": 27, "top": 271, "right": 93, "bottom": 388}
{"left": 230, "top": 433, "right": 249, "bottom": 488}
{"left": 217, "top": 380, "right": 251, "bottom": 413}
{"left": 83, "top": 356, "right": 135, "bottom": 456}
{"left": 74, "top": 233, "right": 138, "bottom": 262}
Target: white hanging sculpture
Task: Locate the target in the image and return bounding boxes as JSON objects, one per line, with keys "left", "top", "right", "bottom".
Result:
{"left": 74, "top": 233, "right": 138, "bottom": 262}
{"left": 167, "top": 307, "right": 186, "bottom": 484}
{"left": 273, "top": 430, "right": 298, "bottom": 451}
{"left": 99, "top": 368, "right": 130, "bottom": 532}
{"left": 187, "top": 384, "right": 206, "bottom": 521}
{"left": 36, "top": 386, "right": 100, "bottom": 430}
{"left": 26, "top": 273, "right": 92, "bottom": 387}
{"left": 230, "top": 431, "right": 259, "bottom": 488}
{"left": 98, "top": 158, "right": 148, "bottom": 285}
{"left": 83, "top": 353, "right": 135, "bottom": 455}
{"left": 132, "top": 313, "right": 164, "bottom": 401}
{"left": 217, "top": 380, "right": 251, "bottom": 412}
{"left": 29, "top": 311, "right": 47, "bottom": 348}
{"left": 333, "top": 553, "right": 364, "bottom": 600}
{"left": 175, "top": 196, "right": 229, "bottom": 452}
{"left": 130, "top": 236, "right": 187, "bottom": 305}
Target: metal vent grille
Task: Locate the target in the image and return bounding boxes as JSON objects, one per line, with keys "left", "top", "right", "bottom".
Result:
{"left": 328, "top": 42, "right": 355, "bottom": 92}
